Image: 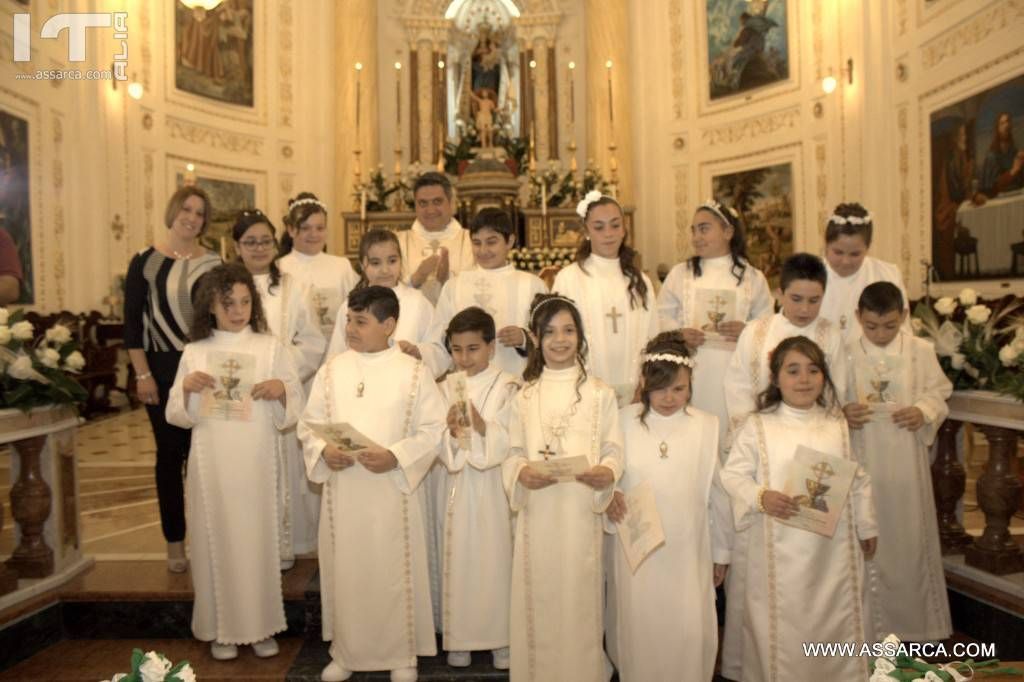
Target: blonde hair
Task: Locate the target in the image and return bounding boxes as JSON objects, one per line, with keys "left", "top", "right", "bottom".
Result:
{"left": 163, "top": 186, "right": 211, "bottom": 235}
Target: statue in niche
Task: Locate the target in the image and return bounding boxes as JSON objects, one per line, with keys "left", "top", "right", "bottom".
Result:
{"left": 471, "top": 89, "right": 498, "bottom": 148}
{"left": 471, "top": 23, "right": 502, "bottom": 95}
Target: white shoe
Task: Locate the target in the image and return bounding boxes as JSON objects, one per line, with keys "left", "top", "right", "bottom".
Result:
{"left": 280, "top": 558, "right": 295, "bottom": 571}
{"left": 492, "top": 647, "right": 510, "bottom": 670}
{"left": 390, "top": 666, "right": 418, "bottom": 682}
{"left": 252, "top": 637, "right": 279, "bottom": 658}
{"left": 446, "top": 651, "right": 471, "bottom": 667}
{"left": 320, "top": 660, "right": 352, "bottom": 682}
{"left": 210, "top": 642, "right": 238, "bottom": 660}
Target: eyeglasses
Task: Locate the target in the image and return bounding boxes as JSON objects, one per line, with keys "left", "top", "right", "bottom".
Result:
{"left": 239, "top": 238, "right": 276, "bottom": 250}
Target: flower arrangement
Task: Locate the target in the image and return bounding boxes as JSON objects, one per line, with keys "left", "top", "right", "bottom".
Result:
{"left": 0, "top": 308, "right": 88, "bottom": 411}
{"left": 352, "top": 165, "right": 411, "bottom": 213}
{"left": 527, "top": 163, "right": 612, "bottom": 209}
{"left": 912, "top": 288, "right": 1024, "bottom": 400}
{"left": 509, "top": 247, "right": 575, "bottom": 272}
{"left": 103, "top": 649, "right": 195, "bottom": 682}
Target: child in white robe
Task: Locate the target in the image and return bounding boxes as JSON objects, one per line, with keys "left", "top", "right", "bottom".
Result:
{"left": 721, "top": 336, "right": 878, "bottom": 682}
{"left": 439, "top": 307, "right": 519, "bottom": 670}
{"left": 657, "top": 198, "right": 773, "bottom": 459}
{"left": 298, "top": 285, "right": 445, "bottom": 682}
{"left": 276, "top": 192, "right": 358, "bottom": 342}
{"left": 552, "top": 193, "right": 658, "bottom": 405}
{"left": 166, "top": 263, "right": 303, "bottom": 661}
{"left": 430, "top": 208, "right": 548, "bottom": 376}
{"left": 843, "top": 282, "right": 952, "bottom": 642}
{"left": 233, "top": 210, "right": 326, "bottom": 569}
{"left": 605, "top": 331, "right": 732, "bottom": 682}
{"left": 820, "top": 202, "right": 910, "bottom": 341}
{"left": 502, "top": 293, "right": 624, "bottom": 682}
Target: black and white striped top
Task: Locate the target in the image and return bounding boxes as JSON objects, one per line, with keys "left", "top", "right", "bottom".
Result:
{"left": 124, "top": 247, "right": 222, "bottom": 352}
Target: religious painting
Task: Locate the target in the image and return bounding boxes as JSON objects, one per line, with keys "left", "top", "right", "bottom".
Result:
{"left": 712, "top": 162, "right": 794, "bottom": 288}
{"left": 176, "top": 174, "right": 255, "bottom": 261}
{"left": 0, "top": 109, "right": 33, "bottom": 304}
{"left": 174, "top": 0, "right": 254, "bottom": 107}
{"left": 706, "top": 0, "right": 789, "bottom": 101}
{"left": 929, "top": 74, "right": 1024, "bottom": 282}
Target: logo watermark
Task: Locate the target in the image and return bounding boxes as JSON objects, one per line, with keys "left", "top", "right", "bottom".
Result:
{"left": 12, "top": 12, "right": 127, "bottom": 81}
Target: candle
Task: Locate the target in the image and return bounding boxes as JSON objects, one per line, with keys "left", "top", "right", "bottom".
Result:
{"left": 360, "top": 189, "right": 367, "bottom": 221}
{"left": 220, "top": 236, "right": 228, "bottom": 261}
{"left": 529, "top": 58, "right": 537, "bottom": 136}
{"left": 541, "top": 181, "right": 547, "bottom": 217}
{"left": 606, "top": 59, "right": 614, "bottom": 127}
{"left": 568, "top": 61, "right": 576, "bottom": 126}
{"left": 355, "top": 62, "right": 363, "bottom": 135}
{"left": 395, "top": 61, "right": 402, "bottom": 128}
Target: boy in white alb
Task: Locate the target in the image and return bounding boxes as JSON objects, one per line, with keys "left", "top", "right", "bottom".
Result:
{"left": 299, "top": 286, "right": 445, "bottom": 682}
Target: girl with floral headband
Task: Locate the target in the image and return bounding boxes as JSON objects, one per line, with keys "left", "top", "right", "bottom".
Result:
{"left": 819, "top": 201, "right": 910, "bottom": 341}
{"left": 605, "top": 331, "right": 731, "bottom": 682}
{"left": 657, "top": 198, "right": 773, "bottom": 460}
{"left": 552, "top": 191, "right": 658, "bottom": 406}
{"left": 501, "top": 292, "right": 624, "bottom": 682}
{"left": 277, "top": 192, "right": 359, "bottom": 344}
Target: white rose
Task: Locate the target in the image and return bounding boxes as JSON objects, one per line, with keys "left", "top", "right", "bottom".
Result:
{"left": 175, "top": 664, "right": 196, "bottom": 682}
{"left": 7, "top": 354, "right": 35, "bottom": 380}
{"left": 138, "top": 652, "right": 170, "bottom": 682}
{"left": 999, "top": 344, "right": 1019, "bottom": 367}
{"left": 910, "top": 318, "right": 923, "bottom": 333}
{"left": 951, "top": 353, "right": 966, "bottom": 370}
{"left": 64, "top": 350, "right": 85, "bottom": 372}
{"left": 958, "top": 288, "right": 978, "bottom": 306}
{"left": 934, "top": 297, "right": 957, "bottom": 316}
{"left": 0, "top": 308, "right": 8, "bottom": 325}
{"left": 37, "top": 347, "right": 60, "bottom": 369}
{"left": 11, "top": 320, "right": 33, "bottom": 340}
{"left": 965, "top": 304, "right": 992, "bottom": 325}
{"left": 45, "top": 324, "right": 72, "bottom": 345}
{"left": 0, "top": 326, "right": 10, "bottom": 345}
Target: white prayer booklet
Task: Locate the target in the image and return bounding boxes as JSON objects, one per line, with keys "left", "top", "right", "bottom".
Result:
{"left": 199, "top": 351, "right": 256, "bottom": 422}
{"left": 305, "top": 421, "right": 382, "bottom": 453}
{"left": 694, "top": 288, "right": 737, "bottom": 341}
{"left": 616, "top": 481, "right": 666, "bottom": 574}
{"left": 532, "top": 454, "right": 591, "bottom": 482}
{"left": 311, "top": 287, "right": 342, "bottom": 332}
{"left": 777, "top": 446, "right": 858, "bottom": 538}
{"left": 447, "top": 371, "right": 472, "bottom": 450}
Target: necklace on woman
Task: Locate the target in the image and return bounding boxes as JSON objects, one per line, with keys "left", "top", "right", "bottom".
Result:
{"left": 170, "top": 244, "right": 197, "bottom": 260}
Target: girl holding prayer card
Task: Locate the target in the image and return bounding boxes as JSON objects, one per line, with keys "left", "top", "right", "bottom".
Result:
{"left": 502, "top": 293, "right": 624, "bottom": 682}
{"left": 552, "top": 193, "right": 658, "bottom": 406}
{"left": 166, "top": 263, "right": 303, "bottom": 662}
{"left": 720, "top": 336, "right": 878, "bottom": 682}
{"left": 657, "top": 198, "right": 774, "bottom": 459}
{"left": 605, "top": 331, "right": 732, "bottom": 682}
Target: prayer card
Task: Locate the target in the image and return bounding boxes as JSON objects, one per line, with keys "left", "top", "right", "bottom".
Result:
{"left": 200, "top": 351, "right": 256, "bottom": 422}
{"left": 616, "top": 480, "right": 666, "bottom": 574}
{"left": 777, "top": 446, "right": 858, "bottom": 538}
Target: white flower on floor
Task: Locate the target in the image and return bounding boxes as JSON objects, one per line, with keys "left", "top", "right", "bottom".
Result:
{"left": 0, "top": 308, "right": 8, "bottom": 325}
{"left": 11, "top": 320, "right": 33, "bottom": 340}
{"left": 37, "top": 347, "right": 60, "bottom": 369}
{"left": 934, "top": 297, "right": 957, "bottom": 316}
{"left": 45, "top": 323, "right": 72, "bottom": 345}
{"left": 139, "top": 651, "right": 171, "bottom": 682}
{"left": 958, "top": 287, "right": 978, "bottom": 306}
{"left": 965, "top": 304, "right": 992, "bottom": 325}
{"left": 0, "top": 325, "right": 10, "bottom": 345}
{"left": 64, "top": 350, "right": 85, "bottom": 372}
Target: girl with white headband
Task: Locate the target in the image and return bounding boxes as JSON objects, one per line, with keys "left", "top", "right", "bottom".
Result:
{"left": 605, "top": 331, "right": 731, "bottom": 682}
{"left": 819, "top": 201, "right": 909, "bottom": 341}
{"left": 277, "top": 192, "right": 359, "bottom": 344}
{"left": 552, "top": 191, "right": 658, "bottom": 406}
{"left": 657, "top": 198, "right": 773, "bottom": 461}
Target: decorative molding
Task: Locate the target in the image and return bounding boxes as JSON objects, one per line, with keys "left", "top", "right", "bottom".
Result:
{"left": 921, "top": 0, "right": 1024, "bottom": 71}
{"left": 51, "top": 112, "right": 65, "bottom": 308}
{"left": 699, "top": 106, "right": 801, "bottom": 148}
{"left": 668, "top": 0, "right": 684, "bottom": 120}
{"left": 895, "top": 0, "right": 909, "bottom": 37}
{"left": 897, "top": 104, "right": 912, "bottom": 279}
{"left": 143, "top": 151, "right": 155, "bottom": 247}
{"left": 814, "top": 138, "right": 827, "bottom": 230}
{"left": 166, "top": 117, "right": 264, "bottom": 156}
{"left": 674, "top": 165, "right": 688, "bottom": 262}
{"left": 278, "top": 0, "right": 294, "bottom": 127}
{"left": 279, "top": 173, "right": 295, "bottom": 236}
{"left": 920, "top": 44, "right": 1024, "bottom": 101}
{"left": 140, "top": 0, "right": 151, "bottom": 92}
{"left": 811, "top": 0, "right": 823, "bottom": 80}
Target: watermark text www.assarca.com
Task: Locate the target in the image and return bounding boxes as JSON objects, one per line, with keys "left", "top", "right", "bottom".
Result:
{"left": 11, "top": 12, "right": 127, "bottom": 82}
{"left": 802, "top": 641, "right": 997, "bottom": 659}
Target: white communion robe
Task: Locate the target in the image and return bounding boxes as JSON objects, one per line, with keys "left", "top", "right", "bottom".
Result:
{"left": 501, "top": 366, "right": 624, "bottom": 682}
{"left": 430, "top": 264, "right": 549, "bottom": 376}
{"left": 398, "top": 219, "right": 476, "bottom": 305}
{"left": 298, "top": 346, "right": 445, "bottom": 672}
{"left": 325, "top": 282, "right": 441, "bottom": 376}
{"left": 657, "top": 256, "right": 773, "bottom": 458}
{"left": 254, "top": 271, "right": 326, "bottom": 559}
{"left": 845, "top": 331, "right": 953, "bottom": 641}
{"left": 166, "top": 328, "right": 303, "bottom": 645}
{"left": 552, "top": 255, "right": 659, "bottom": 405}
{"left": 439, "top": 366, "right": 519, "bottom": 652}
{"left": 821, "top": 255, "right": 910, "bottom": 341}
{"left": 720, "top": 405, "right": 878, "bottom": 682}
{"left": 606, "top": 404, "right": 732, "bottom": 682}
{"left": 278, "top": 250, "right": 359, "bottom": 342}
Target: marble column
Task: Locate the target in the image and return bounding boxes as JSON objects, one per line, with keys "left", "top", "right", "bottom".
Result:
{"left": 584, "top": 0, "right": 633, "bottom": 203}
{"left": 534, "top": 37, "right": 551, "bottom": 164}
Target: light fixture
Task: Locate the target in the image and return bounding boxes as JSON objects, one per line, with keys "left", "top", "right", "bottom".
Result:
{"left": 821, "top": 58, "right": 854, "bottom": 94}
{"left": 437, "top": 60, "right": 445, "bottom": 69}
{"left": 127, "top": 81, "right": 144, "bottom": 100}
{"left": 180, "top": 0, "right": 222, "bottom": 21}
{"left": 568, "top": 61, "right": 575, "bottom": 70}
{"left": 529, "top": 60, "right": 536, "bottom": 69}
{"left": 186, "top": 163, "right": 196, "bottom": 172}
{"left": 355, "top": 62, "right": 363, "bottom": 71}
{"left": 394, "top": 61, "right": 402, "bottom": 70}
{"left": 605, "top": 59, "right": 613, "bottom": 69}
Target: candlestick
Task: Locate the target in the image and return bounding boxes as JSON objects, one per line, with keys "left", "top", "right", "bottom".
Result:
{"left": 541, "top": 181, "right": 547, "bottom": 218}
{"left": 529, "top": 58, "right": 537, "bottom": 144}
{"left": 355, "top": 62, "right": 362, "bottom": 135}
{"left": 220, "top": 236, "right": 228, "bottom": 261}
{"left": 568, "top": 61, "right": 576, "bottom": 126}
{"left": 395, "top": 61, "right": 402, "bottom": 128}
{"left": 605, "top": 59, "right": 614, "bottom": 128}
{"left": 360, "top": 189, "right": 367, "bottom": 221}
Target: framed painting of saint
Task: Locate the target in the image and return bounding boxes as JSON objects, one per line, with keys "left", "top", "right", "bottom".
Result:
{"left": 175, "top": 0, "right": 254, "bottom": 107}
{"left": 0, "top": 108, "right": 33, "bottom": 304}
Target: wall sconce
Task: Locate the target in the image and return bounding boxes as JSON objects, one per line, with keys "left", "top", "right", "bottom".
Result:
{"left": 821, "top": 58, "right": 854, "bottom": 94}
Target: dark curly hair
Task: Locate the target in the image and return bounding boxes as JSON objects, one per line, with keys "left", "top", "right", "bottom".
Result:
{"left": 689, "top": 199, "right": 749, "bottom": 285}
{"left": 190, "top": 263, "right": 268, "bottom": 341}
{"left": 232, "top": 209, "right": 282, "bottom": 294}
{"left": 638, "top": 331, "right": 693, "bottom": 426}
{"left": 522, "top": 293, "right": 588, "bottom": 404}
{"left": 756, "top": 336, "right": 838, "bottom": 413}
{"left": 280, "top": 191, "right": 327, "bottom": 256}
{"left": 576, "top": 196, "right": 649, "bottom": 310}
